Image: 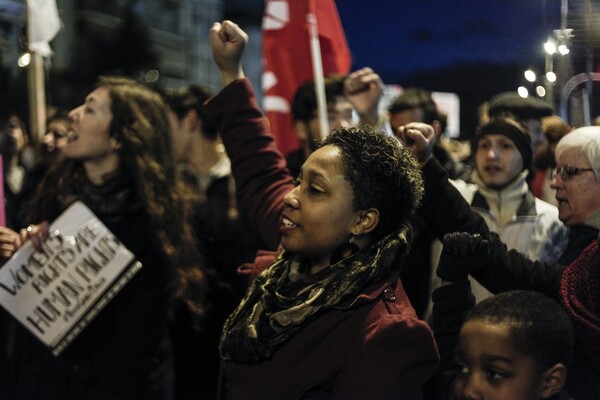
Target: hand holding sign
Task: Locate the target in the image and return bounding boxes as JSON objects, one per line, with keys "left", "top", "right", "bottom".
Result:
{"left": 20, "top": 221, "right": 49, "bottom": 252}
{"left": 0, "top": 226, "right": 21, "bottom": 260}
{"left": 0, "top": 201, "right": 141, "bottom": 356}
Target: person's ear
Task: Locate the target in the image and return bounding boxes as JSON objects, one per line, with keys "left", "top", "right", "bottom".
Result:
{"left": 539, "top": 363, "right": 567, "bottom": 399}
{"left": 353, "top": 208, "right": 379, "bottom": 236}
{"left": 185, "top": 109, "right": 199, "bottom": 131}
{"left": 294, "top": 121, "right": 309, "bottom": 142}
{"left": 432, "top": 120, "right": 443, "bottom": 140}
{"left": 110, "top": 136, "right": 121, "bottom": 150}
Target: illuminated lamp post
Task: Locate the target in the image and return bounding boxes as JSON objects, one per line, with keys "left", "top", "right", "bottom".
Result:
{"left": 518, "top": 69, "right": 546, "bottom": 99}
{"left": 544, "top": 39, "right": 556, "bottom": 105}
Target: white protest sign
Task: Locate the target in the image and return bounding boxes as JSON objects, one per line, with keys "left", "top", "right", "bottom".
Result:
{"left": 0, "top": 201, "right": 141, "bottom": 355}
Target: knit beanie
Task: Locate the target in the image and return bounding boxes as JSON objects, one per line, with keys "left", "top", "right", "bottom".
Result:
{"left": 475, "top": 120, "right": 533, "bottom": 175}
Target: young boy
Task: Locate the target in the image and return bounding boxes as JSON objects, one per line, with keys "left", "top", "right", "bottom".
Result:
{"left": 442, "top": 289, "right": 573, "bottom": 400}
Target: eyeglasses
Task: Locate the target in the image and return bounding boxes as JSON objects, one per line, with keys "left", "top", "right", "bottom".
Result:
{"left": 552, "top": 165, "right": 595, "bottom": 180}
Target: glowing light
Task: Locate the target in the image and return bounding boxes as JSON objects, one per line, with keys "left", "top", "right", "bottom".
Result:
{"left": 558, "top": 44, "right": 569, "bottom": 55}
{"left": 524, "top": 70, "right": 536, "bottom": 82}
{"left": 544, "top": 41, "right": 556, "bottom": 55}
{"left": 536, "top": 86, "right": 546, "bottom": 97}
{"left": 517, "top": 86, "right": 529, "bottom": 98}
{"left": 17, "top": 53, "right": 31, "bottom": 67}
{"left": 145, "top": 69, "right": 159, "bottom": 82}
{"left": 546, "top": 71, "right": 557, "bottom": 82}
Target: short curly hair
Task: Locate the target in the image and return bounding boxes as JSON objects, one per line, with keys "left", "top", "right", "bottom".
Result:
{"left": 464, "top": 290, "right": 574, "bottom": 372}
{"left": 320, "top": 126, "right": 423, "bottom": 241}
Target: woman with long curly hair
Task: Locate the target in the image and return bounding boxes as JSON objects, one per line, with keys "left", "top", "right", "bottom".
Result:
{"left": 0, "top": 76, "right": 205, "bottom": 399}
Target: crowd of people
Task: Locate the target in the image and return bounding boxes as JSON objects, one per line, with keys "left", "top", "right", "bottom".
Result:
{"left": 0, "top": 19, "right": 598, "bottom": 400}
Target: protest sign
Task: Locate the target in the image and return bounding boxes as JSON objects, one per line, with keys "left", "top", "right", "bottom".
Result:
{"left": 0, "top": 201, "right": 141, "bottom": 355}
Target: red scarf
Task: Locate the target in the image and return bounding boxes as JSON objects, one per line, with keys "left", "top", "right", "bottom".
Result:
{"left": 560, "top": 240, "right": 600, "bottom": 370}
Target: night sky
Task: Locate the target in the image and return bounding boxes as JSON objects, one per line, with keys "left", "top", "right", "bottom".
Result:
{"left": 336, "top": 0, "right": 562, "bottom": 81}
{"left": 334, "top": 1, "right": 571, "bottom": 136}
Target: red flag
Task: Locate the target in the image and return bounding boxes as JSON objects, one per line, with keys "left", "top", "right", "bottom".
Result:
{"left": 262, "top": 0, "right": 351, "bottom": 156}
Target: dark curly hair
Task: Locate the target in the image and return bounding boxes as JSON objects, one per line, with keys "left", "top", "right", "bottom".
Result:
{"left": 320, "top": 126, "right": 423, "bottom": 242}
{"left": 28, "top": 76, "right": 206, "bottom": 318}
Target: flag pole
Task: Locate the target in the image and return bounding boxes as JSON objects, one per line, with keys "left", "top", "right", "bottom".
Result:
{"left": 26, "top": 0, "right": 47, "bottom": 150}
{"left": 307, "top": 0, "right": 329, "bottom": 139}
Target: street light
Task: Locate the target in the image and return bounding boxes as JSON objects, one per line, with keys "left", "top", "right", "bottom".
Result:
{"left": 518, "top": 86, "right": 529, "bottom": 98}
{"left": 544, "top": 38, "right": 557, "bottom": 105}
{"left": 536, "top": 86, "right": 546, "bottom": 97}
{"left": 520, "top": 69, "right": 546, "bottom": 98}
{"left": 544, "top": 40, "right": 557, "bottom": 55}
{"left": 524, "top": 69, "right": 537, "bottom": 82}
{"left": 554, "top": 28, "right": 573, "bottom": 56}
{"left": 17, "top": 52, "right": 31, "bottom": 67}
{"left": 558, "top": 44, "right": 570, "bottom": 55}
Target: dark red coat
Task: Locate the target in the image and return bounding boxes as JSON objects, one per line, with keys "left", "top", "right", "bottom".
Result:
{"left": 206, "top": 79, "right": 439, "bottom": 399}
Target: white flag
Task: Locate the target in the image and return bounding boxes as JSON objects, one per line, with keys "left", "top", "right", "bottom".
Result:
{"left": 27, "top": 0, "right": 61, "bottom": 57}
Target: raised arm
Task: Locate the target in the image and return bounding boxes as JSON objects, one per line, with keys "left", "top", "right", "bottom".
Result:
{"left": 398, "top": 124, "right": 565, "bottom": 298}
{"left": 205, "top": 21, "right": 294, "bottom": 250}
{"left": 209, "top": 21, "right": 246, "bottom": 86}
{"left": 343, "top": 67, "right": 385, "bottom": 130}
{"left": 395, "top": 122, "right": 488, "bottom": 238}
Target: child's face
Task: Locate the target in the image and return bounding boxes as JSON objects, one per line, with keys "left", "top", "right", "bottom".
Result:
{"left": 454, "top": 320, "right": 545, "bottom": 400}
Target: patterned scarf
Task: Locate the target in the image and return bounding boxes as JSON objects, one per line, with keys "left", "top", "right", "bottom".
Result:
{"left": 560, "top": 239, "right": 600, "bottom": 371}
{"left": 219, "top": 225, "right": 411, "bottom": 364}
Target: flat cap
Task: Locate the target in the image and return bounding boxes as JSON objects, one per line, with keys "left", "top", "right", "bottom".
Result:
{"left": 488, "top": 92, "right": 555, "bottom": 120}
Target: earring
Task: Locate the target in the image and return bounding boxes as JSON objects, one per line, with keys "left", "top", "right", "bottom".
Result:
{"left": 329, "top": 235, "right": 360, "bottom": 265}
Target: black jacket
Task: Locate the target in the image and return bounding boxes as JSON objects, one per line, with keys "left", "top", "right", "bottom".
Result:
{"left": 419, "top": 158, "right": 600, "bottom": 400}
{"left": 0, "top": 196, "right": 176, "bottom": 400}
